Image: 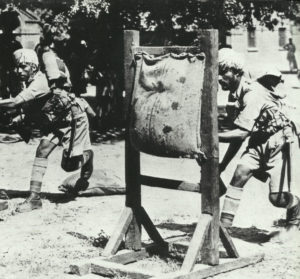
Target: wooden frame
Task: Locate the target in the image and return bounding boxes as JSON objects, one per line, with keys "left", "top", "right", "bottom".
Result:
{"left": 69, "top": 29, "right": 264, "bottom": 278}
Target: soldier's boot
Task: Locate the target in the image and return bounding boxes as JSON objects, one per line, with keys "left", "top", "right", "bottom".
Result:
{"left": 15, "top": 192, "right": 42, "bottom": 213}
{"left": 74, "top": 150, "right": 94, "bottom": 194}
{"left": 286, "top": 197, "right": 300, "bottom": 231}
{"left": 15, "top": 157, "right": 47, "bottom": 213}
{"left": 0, "top": 190, "right": 9, "bottom": 211}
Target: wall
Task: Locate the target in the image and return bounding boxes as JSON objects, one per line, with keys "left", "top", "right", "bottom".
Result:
{"left": 231, "top": 24, "right": 300, "bottom": 73}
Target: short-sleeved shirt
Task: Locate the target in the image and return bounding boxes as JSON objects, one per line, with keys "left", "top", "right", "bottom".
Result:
{"left": 42, "top": 49, "right": 71, "bottom": 85}
{"left": 227, "top": 77, "right": 279, "bottom": 132}
{"left": 17, "top": 71, "right": 50, "bottom": 103}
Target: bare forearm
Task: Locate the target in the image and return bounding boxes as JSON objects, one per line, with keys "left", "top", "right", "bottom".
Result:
{"left": 86, "top": 105, "right": 96, "bottom": 118}
{"left": 219, "top": 128, "right": 249, "bottom": 143}
{"left": 220, "top": 139, "right": 243, "bottom": 171}
{"left": 0, "top": 96, "right": 24, "bottom": 108}
{"left": 0, "top": 98, "right": 17, "bottom": 108}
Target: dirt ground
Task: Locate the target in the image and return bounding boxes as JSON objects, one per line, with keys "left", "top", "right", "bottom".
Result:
{"left": 0, "top": 74, "right": 300, "bottom": 279}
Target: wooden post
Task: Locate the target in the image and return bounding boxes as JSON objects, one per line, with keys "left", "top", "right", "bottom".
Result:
{"left": 123, "top": 30, "right": 140, "bottom": 122}
{"left": 123, "top": 30, "right": 142, "bottom": 251}
{"left": 197, "top": 29, "right": 220, "bottom": 266}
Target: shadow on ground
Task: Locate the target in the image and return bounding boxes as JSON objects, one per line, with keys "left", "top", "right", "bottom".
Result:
{"left": 4, "top": 189, "right": 76, "bottom": 204}
{"left": 0, "top": 127, "right": 125, "bottom": 145}
{"left": 157, "top": 222, "right": 277, "bottom": 244}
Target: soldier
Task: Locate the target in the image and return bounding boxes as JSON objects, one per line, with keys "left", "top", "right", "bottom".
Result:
{"left": 283, "top": 38, "right": 298, "bottom": 72}
{"left": 35, "top": 23, "right": 71, "bottom": 91}
{"left": 218, "top": 48, "right": 300, "bottom": 231}
{"left": 0, "top": 49, "right": 95, "bottom": 213}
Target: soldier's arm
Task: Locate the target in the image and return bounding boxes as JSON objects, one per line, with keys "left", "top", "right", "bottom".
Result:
{"left": 85, "top": 103, "right": 96, "bottom": 118}
{"left": 219, "top": 139, "right": 244, "bottom": 173}
{"left": 0, "top": 95, "right": 24, "bottom": 108}
{"left": 219, "top": 128, "right": 249, "bottom": 143}
{"left": 218, "top": 128, "right": 249, "bottom": 173}
{"left": 80, "top": 98, "right": 96, "bottom": 118}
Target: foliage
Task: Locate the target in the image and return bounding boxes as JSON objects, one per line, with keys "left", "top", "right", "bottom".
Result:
{"left": 69, "top": 0, "right": 110, "bottom": 18}
{"left": 1, "top": 0, "right": 299, "bottom": 31}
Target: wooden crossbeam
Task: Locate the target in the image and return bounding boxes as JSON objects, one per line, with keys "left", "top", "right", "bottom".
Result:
{"left": 151, "top": 254, "right": 265, "bottom": 279}
{"left": 104, "top": 235, "right": 190, "bottom": 265}
{"left": 141, "top": 175, "right": 200, "bottom": 192}
{"left": 90, "top": 259, "right": 157, "bottom": 279}
{"left": 104, "top": 248, "right": 151, "bottom": 265}
{"left": 132, "top": 46, "right": 201, "bottom": 56}
{"left": 69, "top": 236, "right": 189, "bottom": 276}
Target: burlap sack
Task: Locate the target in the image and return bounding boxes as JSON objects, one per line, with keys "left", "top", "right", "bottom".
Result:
{"left": 59, "top": 169, "right": 125, "bottom": 196}
{"left": 130, "top": 52, "right": 205, "bottom": 158}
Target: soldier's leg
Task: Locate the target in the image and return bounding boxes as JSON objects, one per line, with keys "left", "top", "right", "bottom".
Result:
{"left": 80, "top": 149, "right": 94, "bottom": 180}
{"left": 268, "top": 144, "right": 300, "bottom": 229}
{"left": 15, "top": 139, "right": 57, "bottom": 213}
{"left": 220, "top": 144, "right": 261, "bottom": 227}
{"left": 59, "top": 114, "right": 94, "bottom": 195}
{"left": 59, "top": 149, "right": 94, "bottom": 194}
{"left": 269, "top": 192, "right": 300, "bottom": 227}
{"left": 70, "top": 115, "right": 94, "bottom": 193}
{"left": 220, "top": 164, "right": 253, "bottom": 228}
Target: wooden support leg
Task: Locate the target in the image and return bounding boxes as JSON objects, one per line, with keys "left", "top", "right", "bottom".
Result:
{"left": 102, "top": 207, "right": 133, "bottom": 257}
{"left": 137, "top": 207, "right": 167, "bottom": 249}
{"left": 219, "top": 223, "right": 239, "bottom": 258}
{"left": 181, "top": 213, "right": 212, "bottom": 272}
{"left": 125, "top": 212, "right": 142, "bottom": 251}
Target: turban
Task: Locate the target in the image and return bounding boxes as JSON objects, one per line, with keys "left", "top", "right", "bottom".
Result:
{"left": 13, "top": 49, "right": 39, "bottom": 68}
{"left": 256, "top": 66, "right": 282, "bottom": 79}
{"left": 218, "top": 48, "right": 245, "bottom": 74}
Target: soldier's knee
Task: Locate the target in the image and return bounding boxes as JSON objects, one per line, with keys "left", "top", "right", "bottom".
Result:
{"left": 36, "top": 140, "right": 54, "bottom": 158}
{"left": 231, "top": 165, "right": 252, "bottom": 187}
{"left": 269, "top": 192, "right": 289, "bottom": 208}
{"left": 236, "top": 165, "right": 252, "bottom": 179}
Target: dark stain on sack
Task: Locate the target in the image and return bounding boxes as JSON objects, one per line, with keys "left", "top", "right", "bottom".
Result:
{"left": 179, "top": 77, "right": 186, "bottom": 83}
{"left": 163, "top": 125, "right": 173, "bottom": 134}
{"left": 171, "top": 102, "right": 179, "bottom": 110}
{"left": 156, "top": 81, "right": 165, "bottom": 92}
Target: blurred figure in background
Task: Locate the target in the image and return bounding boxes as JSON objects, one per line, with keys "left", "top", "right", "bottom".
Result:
{"left": 284, "top": 38, "right": 298, "bottom": 73}
{"left": 35, "top": 23, "right": 71, "bottom": 91}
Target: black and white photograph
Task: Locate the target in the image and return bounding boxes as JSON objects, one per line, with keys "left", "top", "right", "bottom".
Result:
{"left": 0, "top": 0, "right": 299, "bottom": 278}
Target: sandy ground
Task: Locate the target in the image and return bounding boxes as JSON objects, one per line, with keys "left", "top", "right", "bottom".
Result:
{"left": 0, "top": 74, "right": 299, "bottom": 279}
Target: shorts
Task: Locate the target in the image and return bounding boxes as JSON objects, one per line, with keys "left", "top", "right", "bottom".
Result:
{"left": 42, "top": 113, "right": 91, "bottom": 157}
{"left": 238, "top": 130, "right": 296, "bottom": 193}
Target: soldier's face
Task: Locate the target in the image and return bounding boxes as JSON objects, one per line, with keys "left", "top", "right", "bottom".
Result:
{"left": 16, "top": 63, "right": 35, "bottom": 81}
{"left": 218, "top": 69, "right": 241, "bottom": 92}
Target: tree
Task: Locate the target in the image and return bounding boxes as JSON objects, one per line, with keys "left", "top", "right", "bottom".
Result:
{"left": 1, "top": 0, "right": 298, "bottom": 124}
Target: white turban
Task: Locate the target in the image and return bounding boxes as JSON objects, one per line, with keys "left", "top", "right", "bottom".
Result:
{"left": 256, "top": 66, "right": 282, "bottom": 79}
{"left": 218, "top": 48, "right": 245, "bottom": 74}
{"left": 13, "top": 49, "right": 39, "bottom": 68}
